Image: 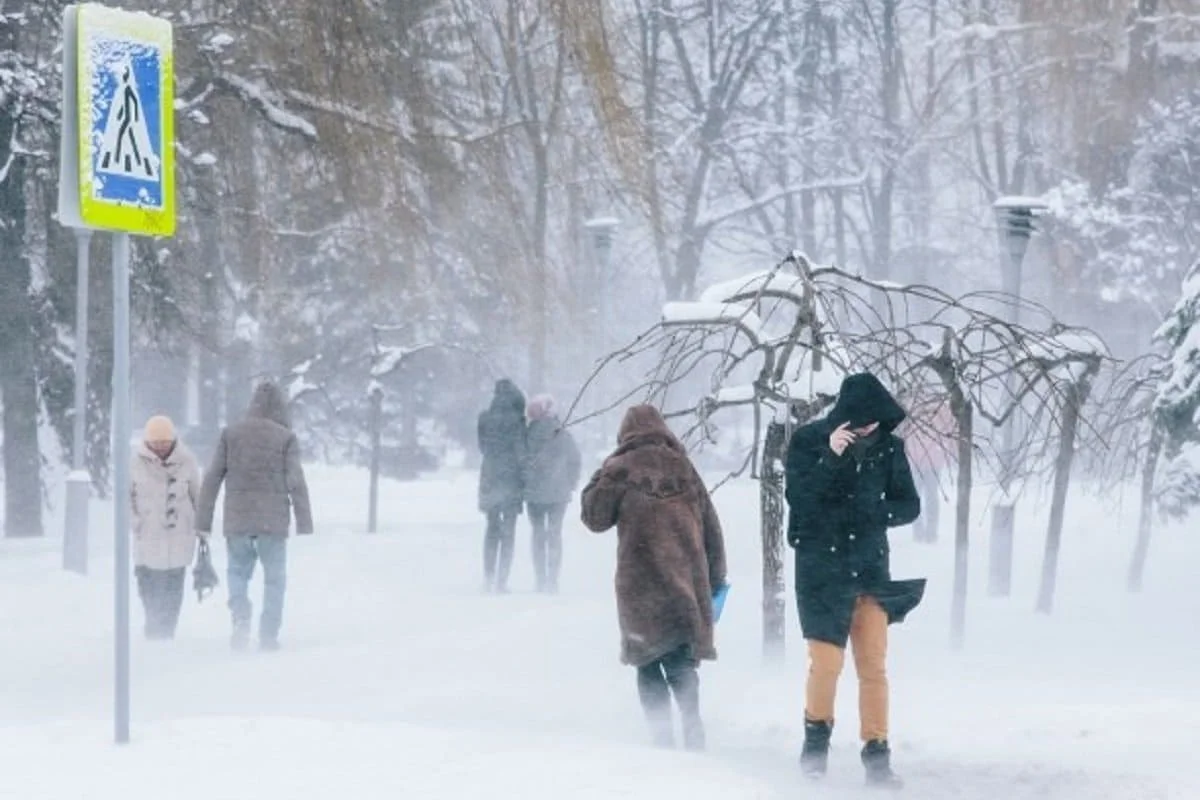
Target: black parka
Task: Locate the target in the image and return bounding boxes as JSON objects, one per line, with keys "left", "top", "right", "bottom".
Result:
{"left": 477, "top": 379, "right": 527, "bottom": 513}
{"left": 785, "top": 374, "right": 926, "bottom": 646}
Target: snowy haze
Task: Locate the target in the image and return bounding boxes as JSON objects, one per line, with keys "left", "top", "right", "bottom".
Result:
{"left": 1, "top": 466, "right": 1197, "bottom": 799}
{"left": 4, "top": 2, "right": 1200, "bottom": 798}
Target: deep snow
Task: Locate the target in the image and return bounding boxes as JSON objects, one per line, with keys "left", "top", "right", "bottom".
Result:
{"left": 1, "top": 465, "right": 1197, "bottom": 799}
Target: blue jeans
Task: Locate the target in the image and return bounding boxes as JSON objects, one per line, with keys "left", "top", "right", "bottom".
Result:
{"left": 227, "top": 534, "right": 288, "bottom": 642}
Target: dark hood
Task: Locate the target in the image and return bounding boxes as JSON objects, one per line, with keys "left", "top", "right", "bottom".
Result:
{"left": 827, "top": 373, "right": 906, "bottom": 434}
{"left": 490, "top": 378, "right": 526, "bottom": 416}
{"left": 247, "top": 381, "right": 291, "bottom": 428}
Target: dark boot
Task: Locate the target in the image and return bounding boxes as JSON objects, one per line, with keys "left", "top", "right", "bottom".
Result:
{"left": 862, "top": 739, "right": 903, "bottom": 788}
{"left": 637, "top": 663, "right": 676, "bottom": 749}
{"left": 483, "top": 514, "right": 500, "bottom": 591}
{"left": 495, "top": 528, "right": 516, "bottom": 593}
{"left": 663, "top": 652, "right": 705, "bottom": 752}
{"left": 800, "top": 719, "right": 833, "bottom": 777}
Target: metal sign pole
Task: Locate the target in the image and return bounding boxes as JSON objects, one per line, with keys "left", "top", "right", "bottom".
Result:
{"left": 61, "top": 3, "right": 175, "bottom": 744}
{"left": 64, "top": 228, "right": 93, "bottom": 574}
{"left": 112, "top": 231, "right": 132, "bottom": 745}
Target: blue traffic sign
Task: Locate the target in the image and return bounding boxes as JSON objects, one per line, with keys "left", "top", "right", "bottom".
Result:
{"left": 70, "top": 4, "right": 175, "bottom": 236}
{"left": 91, "top": 44, "right": 164, "bottom": 207}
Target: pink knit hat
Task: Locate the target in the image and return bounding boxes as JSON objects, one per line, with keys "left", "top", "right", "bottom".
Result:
{"left": 143, "top": 415, "right": 176, "bottom": 443}
{"left": 527, "top": 394, "right": 556, "bottom": 420}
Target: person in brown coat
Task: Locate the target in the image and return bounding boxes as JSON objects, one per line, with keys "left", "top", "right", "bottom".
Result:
{"left": 580, "top": 404, "right": 727, "bottom": 751}
{"left": 196, "top": 381, "right": 313, "bottom": 651}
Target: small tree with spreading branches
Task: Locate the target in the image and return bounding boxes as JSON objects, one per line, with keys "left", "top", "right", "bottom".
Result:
{"left": 566, "top": 253, "right": 1111, "bottom": 655}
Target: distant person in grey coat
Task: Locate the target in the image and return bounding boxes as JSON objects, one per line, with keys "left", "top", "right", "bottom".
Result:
{"left": 524, "top": 395, "right": 581, "bottom": 593}
{"left": 196, "top": 381, "right": 313, "bottom": 651}
{"left": 477, "top": 378, "right": 527, "bottom": 594}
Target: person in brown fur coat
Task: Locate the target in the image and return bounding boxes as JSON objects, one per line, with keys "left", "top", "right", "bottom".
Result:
{"left": 580, "top": 404, "right": 727, "bottom": 751}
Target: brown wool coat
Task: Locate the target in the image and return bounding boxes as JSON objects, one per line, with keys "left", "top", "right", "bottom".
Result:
{"left": 580, "top": 405, "right": 727, "bottom": 667}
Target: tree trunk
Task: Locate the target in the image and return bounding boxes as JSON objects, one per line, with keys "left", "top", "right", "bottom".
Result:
{"left": 1036, "top": 366, "right": 1098, "bottom": 614}
{"left": 529, "top": 138, "right": 550, "bottom": 392}
{"left": 1127, "top": 425, "right": 1162, "bottom": 592}
{"left": 197, "top": 211, "right": 223, "bottom": 450}
{"left": 869, "top": 0, "right": 900, "bottom": 282}
{"left": 824, "top": 20, "right": 847, "bottom": 266}
{"left": 951, "top": 400, "right": 972, "bottom": 649}
{"left": 915, "top": 469, "right": 940, "bottom": 543}
{"left": 367, "top": 386, "right": 382, "bottom": 534}
{"left": 760, "top": 420, "right": 787, "bottom": 663}
{"left": 0, "top": 107, "right": 42, "bottom": 538}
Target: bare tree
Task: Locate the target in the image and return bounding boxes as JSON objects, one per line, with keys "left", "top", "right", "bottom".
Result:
{"left": 565, "top": 252, "right": 1109, "bottom": 652}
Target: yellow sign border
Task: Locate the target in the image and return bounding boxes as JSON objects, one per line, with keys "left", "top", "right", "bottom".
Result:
{"left": 77, "top": 4, "right": 175, "bottom": 237}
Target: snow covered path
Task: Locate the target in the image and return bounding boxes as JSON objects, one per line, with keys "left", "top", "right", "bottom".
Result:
{"left": 1, "top": 467, "right": 1197, "bottom": 799}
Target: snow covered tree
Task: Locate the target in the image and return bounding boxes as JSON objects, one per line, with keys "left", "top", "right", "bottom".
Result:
{"left": 1152, "top": 261, "right": 1200, "bottom": 520}
{"left": 0, "top": 0, "right": 68, "bottom": 536}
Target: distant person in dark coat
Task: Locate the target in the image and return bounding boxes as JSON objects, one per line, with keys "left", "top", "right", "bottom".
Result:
{"left": 581, "top": 405, "right": 727, "bottom": 752}
{"left": 523, "top": 394, "right": 582, "bottom": 593}
{"left": 196, "top": 381, "right": 313, "bottom": 651}
{"left": 786, "top": 373, "right": 924, "bottom": 786}
{"left": 477, "top": 378, "right": 527, "bottom": 593}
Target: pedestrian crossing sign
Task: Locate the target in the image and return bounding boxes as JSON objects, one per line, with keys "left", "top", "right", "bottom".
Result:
{"left": 74, "top": 4, "right": 175, "bottom": 236}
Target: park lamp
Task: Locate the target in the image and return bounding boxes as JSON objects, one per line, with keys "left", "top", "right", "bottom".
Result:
{"left": 584, "top": 216, "right": 619, "bottom": 266}
{"left": 993, "top": 196, "right": 1049, "bottom": 268}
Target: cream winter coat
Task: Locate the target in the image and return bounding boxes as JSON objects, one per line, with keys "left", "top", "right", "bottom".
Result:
{"left": 131, "top": 441, "right": 202, "bottom": 570}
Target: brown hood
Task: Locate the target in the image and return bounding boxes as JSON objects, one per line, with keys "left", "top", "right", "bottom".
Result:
{"left": 618, "top": 404, "right": 682, "bottom": 450}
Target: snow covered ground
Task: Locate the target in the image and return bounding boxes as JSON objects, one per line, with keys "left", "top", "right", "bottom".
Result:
{"left": 1, "top": 465, "right": 1197, "bottom": 799}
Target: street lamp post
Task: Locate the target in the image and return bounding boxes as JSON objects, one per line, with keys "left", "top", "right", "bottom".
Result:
{"left": 583, "top": 216, "right": 619, "bottom": 440}
{"left": 584, "top": 216, "right": 619, "bottom": 323}
{"left": 989, "top": 196, "right": 1047, "bottom": 597}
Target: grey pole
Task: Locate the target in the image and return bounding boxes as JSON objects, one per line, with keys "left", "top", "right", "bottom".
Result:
{"left": 988, "top": 200, "right": 1042, "bottom": 597}
{"left": 112, "top": 232, "right": 132, "bottom": 745}
{"left": 64, "top": 228, "right": 93, "bottom": 574}
{"left": 584, "top": 216, "right": 618, "bottom": 429}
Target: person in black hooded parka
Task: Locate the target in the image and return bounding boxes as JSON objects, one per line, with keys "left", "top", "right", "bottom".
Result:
{"left": 477, "top": 379, "right": 528, "bottom": 593}
{"left": 785, "top": 373, "right": 925, "bottom": 787}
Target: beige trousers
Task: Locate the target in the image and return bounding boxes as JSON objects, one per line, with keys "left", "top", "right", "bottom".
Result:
{"left": 805, "top": 595, "right": 888, "bottom": 742}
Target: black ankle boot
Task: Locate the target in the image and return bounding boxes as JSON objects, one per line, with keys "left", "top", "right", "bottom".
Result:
{"left": 862, "top": 739, "right": 903, "bottom": 788}
{"left": 800, "top": 719, "right": 833, "bottom": 777}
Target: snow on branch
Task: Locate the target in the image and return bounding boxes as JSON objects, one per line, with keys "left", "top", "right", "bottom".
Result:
{"left": 662, "top": 301, "right": 765, "bottom": 342}
{"left": 699, "top": 270, "right": 807, "bottom": 305}
{"left": 568, "top": 250, "right": 1116, "bottom": 496}
{"left": 215, "top": 73, "right": 318, "bottom": 140}
{"left": 285, "top": 89, "right": 411, "bottom": 140}
{"left": 370, "top": 343, "right": 438, "bottom": 379}
{"left": 696, "top": 173, "right": 868, "bottom": 231}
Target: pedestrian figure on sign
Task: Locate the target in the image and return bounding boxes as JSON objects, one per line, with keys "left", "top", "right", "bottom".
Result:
{"left": 785, "top": 373, "right": 925, "bottom": 787}
{"left": 131, "top": 415, "right": 202, "bottom": 640}
{"left": 523, "top": 394, "right": 582, "bottom": 593}
{"left": 196, "top": 381, "right": 313, "bottom": 652}
{"left": 581, "top": 405, "right": 727, "bottom": 752}
{"left": 477, "top": 378, "right": 527, "bottom": 594}
{"left": 101, "top": 66, "right": 145, "bottom": 175}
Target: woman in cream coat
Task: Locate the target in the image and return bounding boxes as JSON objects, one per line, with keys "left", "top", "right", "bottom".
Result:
{"left": 131, "top": 415, "right": 202, "bottom": 639}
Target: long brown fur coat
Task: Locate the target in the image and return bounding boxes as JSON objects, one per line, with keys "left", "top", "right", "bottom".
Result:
{"left": 581, "top": 405, "right": 727, "bottom": 667}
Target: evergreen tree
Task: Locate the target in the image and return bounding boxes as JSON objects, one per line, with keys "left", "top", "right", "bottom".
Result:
{"left": 1153, "top": 260, "right": 1200, "bottom": 519}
